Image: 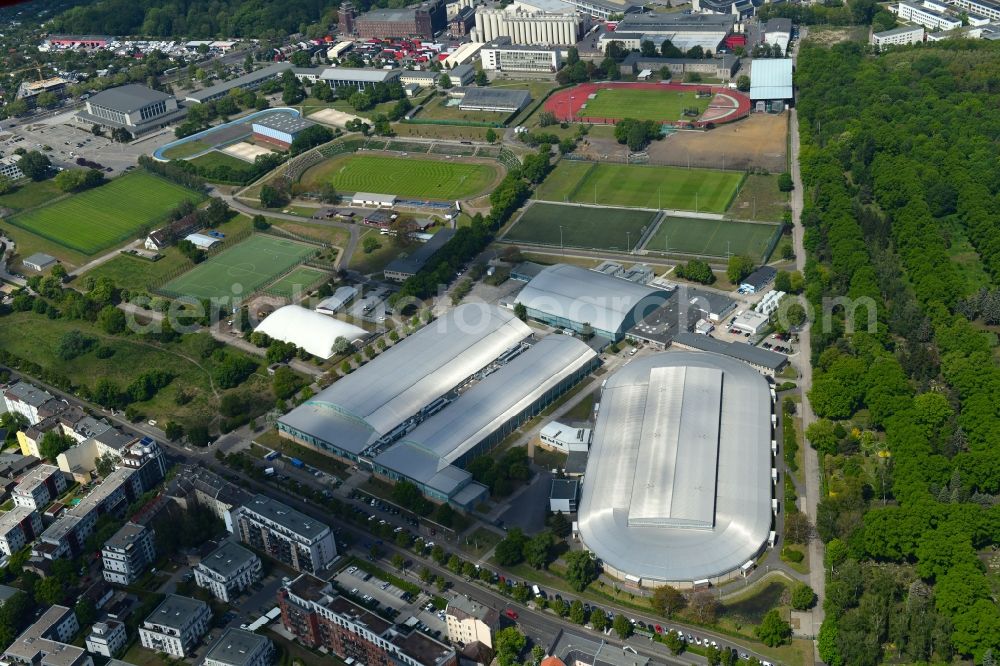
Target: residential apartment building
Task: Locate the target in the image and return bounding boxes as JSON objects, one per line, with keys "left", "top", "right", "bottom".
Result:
{"left": 204, "top": 629, "right": 274, "bottom": 666}
{"left": 167, "top": 464, "right": 253, "bottom": 532}
{"left": 12, "top": 464, "right": 67, "bottom": 510}
{"left": 138, "top": 594, "right": 212, "bottom": 658}
{"left": 445, "top": 596, "right": 498, "bottom": 649}
{"left": 3, "top": 380, "right": 57, "bottom": 425}
{"left": 194, "top": 541, "right": 262, "bottom": 602}
{"left": 481, "top": 41, "right": 562, "bottom": 72}
{"left": 279, "top": 574, "right": 457, "bottom": 666}
{"left": 2, "top": 606, "right": 90, "bottom": 666}
{"left": 237, "top": 494, "right": 336, "bottom": 574}
{"left": 0, "top": 506, "right": 42, "bottom": 556}
{"left": 85, "top": 620, "right": 128, "bottom": 658}
{"left": 102, "top": 522, "right": 155, "bottom": 585}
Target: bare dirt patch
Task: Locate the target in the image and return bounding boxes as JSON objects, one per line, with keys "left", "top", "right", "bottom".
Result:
{"left": 648, "top": 113, "right": 788, "bottom": 172}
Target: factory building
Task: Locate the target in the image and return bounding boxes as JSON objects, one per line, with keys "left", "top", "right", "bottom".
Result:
{"left": 354, "top": 0, "right": 447, "bottom": 40}
{"left": 474, "top": 8, "right": 582, "bottom": 46}
{"left": 577, "top": 351, "right": 774, "bottom": 586}
{"left": 604, "top": 12, "right": 735, "bottom": 52}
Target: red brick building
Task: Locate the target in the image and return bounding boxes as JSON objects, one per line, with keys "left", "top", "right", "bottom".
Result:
{"left": 278, "top": 574, "right": 457, "bottom": 666}
{"left": 355, "top": 0, "right": 446, "bottom": 40}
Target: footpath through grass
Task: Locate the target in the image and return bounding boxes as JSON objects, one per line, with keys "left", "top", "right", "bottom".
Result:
{"left": 6, "top": 171, "right": 205, "bottom": 255}
{"left": 535, "top": 161, "right": 742, "bottom": 213}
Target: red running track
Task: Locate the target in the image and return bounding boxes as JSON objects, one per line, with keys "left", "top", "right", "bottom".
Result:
{"left": 544, "top": 81, "right": 751, "bottom": 128}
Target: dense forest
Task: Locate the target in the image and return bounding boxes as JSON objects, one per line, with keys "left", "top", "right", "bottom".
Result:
{"left": 45, "top": 0, "right": 421, "bottom": 39}
{"left": 797, "top": 39, "right": 1000, "bottom": 665}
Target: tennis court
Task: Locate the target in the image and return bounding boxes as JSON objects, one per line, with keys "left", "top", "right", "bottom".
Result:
{"left": 160, "top": 234, "right": 318, "bottom": 301}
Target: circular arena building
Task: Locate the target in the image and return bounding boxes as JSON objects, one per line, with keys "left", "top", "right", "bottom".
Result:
{"left": 577, "top": 350, "right": 774, "bottom": 587}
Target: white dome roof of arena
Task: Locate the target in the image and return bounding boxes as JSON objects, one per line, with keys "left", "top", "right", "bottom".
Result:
{"left": 254, "top": 305, "right": 367, "bottom": 359}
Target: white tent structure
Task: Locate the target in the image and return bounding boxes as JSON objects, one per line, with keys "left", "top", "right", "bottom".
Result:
{"left": 254, "top": 305, "right": 367, "bottom": 359}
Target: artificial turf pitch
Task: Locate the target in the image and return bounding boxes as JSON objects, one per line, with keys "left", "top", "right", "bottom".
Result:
{"left": 578, "top": 87, "right": 711, "bottom": 122}
{"left": 263, "top": 266, "right": 329, "bottom": 298}
{"left": 534, "top": 161, "right": 742, "bottom": 214}
{"left": 303, "top": 154, "right": 499, "bottom": 200}
{"left": 645, "top": 216, "right": 781, "bottom": 261}
{"left": 7, "top": 172, "right": 204, "bottom": 255}
{"left": 160, "top": 235, "right": 317, "bottom": 301}
{"left": 504, "top": 202, "right": 658, "bottom": 252}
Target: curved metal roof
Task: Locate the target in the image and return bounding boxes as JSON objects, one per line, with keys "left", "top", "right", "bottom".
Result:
{"left": 278, "top": 304, "right": 531, "bottom": 454}
{"left": 577, "top": 350, "right": 772, "bottom": 582}
{"left": 514, "top": 264, "right": 668, "bottom": 335}
{"left": 255, "top": 305, "right": 367, "bottom": 360}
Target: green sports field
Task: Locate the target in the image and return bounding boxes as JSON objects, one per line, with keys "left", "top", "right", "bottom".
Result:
{"left": 301, "top": 154, "right": 500, "bottom": 200}
{"left": 160, "top": 234, "right": 317, "bottom": 301}
{"left": 644, "top": 216, "right": 781, "bottom": 261}
{"left": 6, "top": 172, "right": 204, "bottom": 255}
{"left": 264, "top": 266, "right": 329, "bottom": 299}
{"left": 535, "top": 161, "right": 742, "bottom": 214}
{"left": 503, "top": 202, "right": 657, "bottom": 252}
{"left": 578, "top": 87, "right": 711, "bottom": 122}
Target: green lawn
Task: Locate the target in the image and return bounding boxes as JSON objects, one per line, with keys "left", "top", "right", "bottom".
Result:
{"left": 0, "top": 179, "right": 65, "bottom": 212}
{"left": 535, "top": 161, "right": 743, "bottom": 213}
{"left": 263, "top": 266, "right": 329, "bottom": 299}
{"left": 578, "top": 87, "right": 711, "bottom": 122}
{"left": 301, "top": 154, "right": 500, "bottom": 201}
{"left": 414, "top": 96, "right": 506, "bottom": 124}
{"left": 644, "top": 216, "right": 781, "bottom": 261}
{"left": 160, "top": 234, "right": 318, "bottom": 301}
{"left": 188, "top": 150, "right": 256, "bottom": 171}
{"left": 6, "top": 171, "right": 205, "bottom": 255}
{"left": 86, "top": 247, "right": 193, "bottom": 292}
{"left": 161, "top": 139, "right": 213, "bottom": 160}
{"left": 727, "top": 174, "right": 788, "bottom": 222}
{"left": 504, "top": 202, "right": 657, "bottom": 252}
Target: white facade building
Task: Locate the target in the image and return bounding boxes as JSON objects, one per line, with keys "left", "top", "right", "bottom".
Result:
{"left": 445, "top": 596, "right": 498, "bottom": 649}
{"left": 204, "top": 629, "right": 274, "bottom": 666}
{"left": 0, "top": 155, "right": 24, "bottom": 180}
{"left": 3, "top": 381, "right": 56, "bottom": 426}
{"left": 474, "top": 8, "right": 581, "bottom": 46}
{"left": 0, "top": 506, "right": 42, "bottom": 556}
{"left": 892, "top": 1, "right": 962, "bottom": 30}
{"left": 86, "top": 620, "right": 128, "bottom": 658}
{"left": 539, "top": 421, "right": 592, "bottom": 453}
{"left": 102, "top": 522, "right": 156, "bottom": 585}
{"left": 871, "top": 25, "right": 925, "bottom": 45}
{"left": 13, "top": 464, "right": 67, "bottom": 510}
{"left": 481, "top": 44, "right": 562, "bottom": 72}
{"left": 139, "top": 594, "right": 212, "bottom": 658}
{"left": 194, "top": 541, "right": 262, "bottom": 602}
{"left": 951, "top": 0, "right": 1000, "bottom": 21}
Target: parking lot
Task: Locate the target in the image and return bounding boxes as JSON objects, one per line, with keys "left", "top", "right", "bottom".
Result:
{"left": 1, "top": 109, "right": 175, "bottom": 176}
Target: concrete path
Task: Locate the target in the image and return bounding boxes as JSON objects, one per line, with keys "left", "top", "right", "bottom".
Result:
{"left": 70, "top": 240, "right": 141, "bottom": 277}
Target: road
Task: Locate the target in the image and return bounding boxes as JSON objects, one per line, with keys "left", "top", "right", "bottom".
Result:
{"left": 787, "top": 24, "right": 826, "bottom": 646}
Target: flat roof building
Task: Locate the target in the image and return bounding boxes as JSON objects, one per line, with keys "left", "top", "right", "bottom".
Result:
{"left": 371, "top": 335, "right": 598, "bottom": 505}
{"left": 2, "top": 605, "right": 89, "bottom": 666}
{"left": 319, "top": 67, "right": 402, "bottom": 91}
{"left": 871, "top": 25, "right": 925, "bottom": 46}
{"left": 481, "top": 41, "right": 562, "bottom": 73}
{"left": 577, "top": 351, "right": 773, "bottom": 585}
{"left": 237, "top": 495, "right": 337, "bottom": 574}
{"left": 455, "top": 87, "right": 531, "bottom": 113}
{"left": 0, "top": 505, "right": 42, "bottom": 556}
{"left": 251, "top": 114, "right": 316, "bottom": 150}
{"left": 539, "top": 421, "right": 591, "bottom": 453}
{"left": 204, "top": 629, "right": 274, "bottom": 666}
{"left": 102, "top": 522, "right": 155, "bottom": 586}
{"left": 279, "top": 304, "right": 531, "bottom": 462}
{"left": 384, "top": 228, "right": 457, "bottom": 281}
{"left": 194, "top": 541, "right": 262, "bottom": 603}
{"left": 514, "top": 263, "right": 670, "bottom": 341}
{"left": 671, "top": 331, "right": 787, "bottom": 376}
{"left": 749, "top": 59, "right": 793, "bottom": 105}
{"left": 79, "top": 84, "right": 181, "bottom": 135}
{"left": 22, "top": 252, "right": 57, "bottom": 272}
{"left": 139, "top": 594, "right": 212, "bottom": 658}
{"left": 13, "top": 463, "right": 66, "bottom": 510}
{"left": 549, "top": 478, "right": 579, "bottom": 513}
{"left": 739, "top": 265, "right": 777, "bottom": 293}
{"left": 185, "top": 62, "right": 293, "bottom": 104}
